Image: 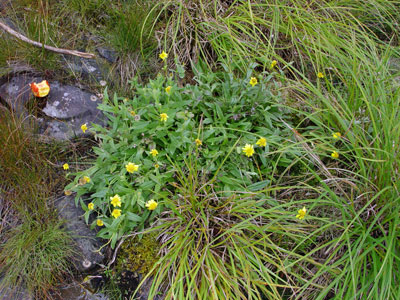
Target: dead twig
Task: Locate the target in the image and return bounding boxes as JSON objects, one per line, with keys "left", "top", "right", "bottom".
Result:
{"left": 0, "top": 21, "right": 95, "bottom": 59}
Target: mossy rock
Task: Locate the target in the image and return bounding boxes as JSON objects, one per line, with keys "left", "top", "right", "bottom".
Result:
{"left": 116, "top": 232, "right": 160, "bottom": 275}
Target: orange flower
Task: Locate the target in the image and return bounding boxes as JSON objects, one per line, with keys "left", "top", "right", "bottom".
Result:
{"left": 30, "top": 80, "right": 50, "bottom": 97}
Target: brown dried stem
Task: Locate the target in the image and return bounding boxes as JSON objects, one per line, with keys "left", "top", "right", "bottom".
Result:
{"left": 0, "top": 21, "right": 95, "bottom": 59}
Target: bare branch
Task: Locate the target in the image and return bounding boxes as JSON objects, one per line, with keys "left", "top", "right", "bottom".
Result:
{"left": 0, "top": 21, "right": 95, "bottom": 59}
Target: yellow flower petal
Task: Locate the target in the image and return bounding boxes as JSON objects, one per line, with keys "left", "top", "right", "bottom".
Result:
{"left": 317, "top": 72, "right": 324, "bottom": 78}
{"left": 111, "top": 209, "right": 121, "bottom": 219}
{"left": 256, "top": 137, "right": 267, "bottom": 147}
{"left": 110, "top": 194, "right": 122, "bottom": 207}
{"left": 270, "top": 60, "right": 277, "bottom": 69}
{"left": 81, "top": 123, "right": 88, "bottom": 133}
{"left": 159, "top": 51, "right": 168, "bottom": 61}
{"left": 165, "top": 86, "right": 172, "bottom": 94}
{"left": 145, "top": 199, "right": 158, "bottom": 211}
{"left": 125, "top": 162, "right": 139, "bottom": 173}
{"left": 88, "top": 202, "right": 94, "bottom": 210}
{"left": 97, "top": 219, "right": 104, "bottom": 226}
{"left": 296, "top": 206, "right": 307, "bottom": 220}
{"left": 63, "top": 163, "right": 69, "bottom": 170}
{"left": 195, "top": 139, "right": 202, "bottom": 146}
{"left": 242, "top": 144, "right": 255, "bottom": 157}
{"left": 331, "top": 151, "right": 339, "bottom": 159}
{"left": 150, "top": 149, "right": 159, "bottom": 157}
{"left": 160, "top": 113, "right": 168, "bottom": 122}
{"left": 332, "top": 132, "right": 341, "bottom": 139}
{"left": 249, "top": 77, "right": 258, "bottom": 87}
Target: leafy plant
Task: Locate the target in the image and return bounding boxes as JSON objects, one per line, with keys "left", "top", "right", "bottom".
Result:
{"left": 66, "top": 63, "right": 294, "bottom": 247}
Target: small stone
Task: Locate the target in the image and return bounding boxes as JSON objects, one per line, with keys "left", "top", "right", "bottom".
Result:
{"left": 82, "top": 259, "right": 92, "bottom": 269}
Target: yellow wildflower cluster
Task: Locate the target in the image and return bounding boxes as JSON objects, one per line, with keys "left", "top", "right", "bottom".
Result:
{"left": 242, "top": 137, "right": 267, "bottom": 157}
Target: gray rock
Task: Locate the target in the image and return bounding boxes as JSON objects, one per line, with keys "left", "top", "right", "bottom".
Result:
{"left": 0, "top": 277, "right": 33, "bottom": 300}
{"left": 52, "top": 281, "right": 109, "bottom": 300}
{"left": 0, "top": 73, "right": 41, "bottom": 114}
{"left": 0, "top": 72, "right": 107, "bottom": 140}
{"left": 62, "top": 55, "right": 108, "bottom": 82}
{"left": 39, "top": 81, "right": 106, "bottom": 140}
{"left": 96, "top": 47, "right": 118, "bottom": 64}
{"left": 56, "top": 195, "right": 105, "bottom": 272}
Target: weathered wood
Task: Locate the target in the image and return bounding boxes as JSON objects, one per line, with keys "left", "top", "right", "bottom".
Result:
{"left": 0, "top": 21, "right": 95, "bottom": 59}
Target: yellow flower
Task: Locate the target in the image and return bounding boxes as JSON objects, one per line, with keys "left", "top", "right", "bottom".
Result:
{"left": 63, "top": 163, "right": 69, "bottom": 170}
{"left": 130, "top": 110, "right": 136, "bottom": 117}
{"left": 249, "top": 77, "right": 258, "bottom": 87}
{"left": 242, "top": 144, "right": 255, "bottom": 157}
{"left": 160, "top": 113, "right": 168, "bottom": 122}
{"left": 81, "top": 123, "right": 88, "bottom": 133}
{"left": 30, "top": 80, "right": 50, "bottom": 97}
{"left": 159, "top": 51, "right": 168, "bottom": 61}
{"left": 110, "top": 194, "right": 122, "bottom": 207}
{"left": 296, "top": 206, "right": 307, "bottom": 220}
{"left": 195, "top": 138, "right": 202, "bottom": 146}
{"left": 125, "top": 162, "right": 139, "bottom": 173}
{"left": 97, "top": 219, "right": 104, "bottom": 226}
{"left": 270, "top": 60, "right": 277, "bottom": 69}
{"left": 88, "top": 202, "right": 94, "bottom": 210}
{"left": 332, "top": 132, "right": 341, "bottom": 139}
{"left": 331, "top": 151, "right": 339, "bottom": 159}
{"left": 64, "top": 190, "right": 72, "bottom": 196}
{"left": 165, "top": 86, "right": 172, "bottom": 94}
{"left": 111, "top": 209, "right": 121, "bottom": 219}
{"left": 317, "top": 72, "right": 324, "bottom": 78}
{"left": 150, "top": 149, "right": 159, "bottom": 157}
{"left": 145, "top": 199, "right": 158, "bottom": 211}
{"left": 256, "top": 137, "right": 267, "bottom": 147}
{"left": 154, "top": 163, "right": 159, "bottom": 169}
{"left": 79, "top": 176, "right": 91, "bottom": 185}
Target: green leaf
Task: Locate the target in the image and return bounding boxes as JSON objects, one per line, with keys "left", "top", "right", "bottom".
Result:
{"left": 247, "top": 180, "right": 270, "bottom": 192}
{"left": 126, "top": 212, "right": 142, "bottom": 222}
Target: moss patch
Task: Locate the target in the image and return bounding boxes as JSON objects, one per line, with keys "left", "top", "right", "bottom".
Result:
{"left": 116, "top": 232, "right": 160, "bottom": 275}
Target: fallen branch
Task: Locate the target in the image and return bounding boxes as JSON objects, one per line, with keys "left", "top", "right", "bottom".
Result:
{"left": 0, "top": 21, "right": 95, "bottom": 59}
